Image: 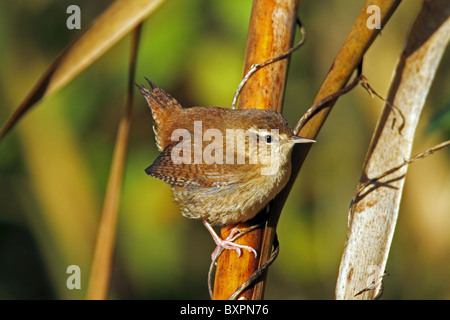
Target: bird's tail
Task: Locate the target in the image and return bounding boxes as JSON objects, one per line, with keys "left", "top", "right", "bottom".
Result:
{"left": 135, "top": 78, "right": 182, "bottom": 150}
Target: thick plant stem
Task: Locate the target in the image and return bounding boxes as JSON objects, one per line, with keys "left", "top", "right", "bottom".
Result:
{"left": 212, "top": 0, "right": 299, "bottom": 300}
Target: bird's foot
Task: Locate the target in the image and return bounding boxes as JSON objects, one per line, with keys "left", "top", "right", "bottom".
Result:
{"left": 210, "top": 227, "right": 258, "bottom": 261}
{"left": 201, "top": 219, "right": 258, "bottom": 261}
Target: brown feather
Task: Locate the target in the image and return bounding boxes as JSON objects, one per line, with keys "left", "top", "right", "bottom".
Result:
{"left": 137, "top": 80, "right": 314, "bottom": 225}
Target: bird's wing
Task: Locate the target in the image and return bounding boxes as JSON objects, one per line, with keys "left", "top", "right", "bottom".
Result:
{"left": 145, "top": 142, "right": 252, "bottom": 188}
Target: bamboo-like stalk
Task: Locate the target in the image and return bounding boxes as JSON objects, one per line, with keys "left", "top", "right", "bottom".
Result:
{"left": 212, "top": 0, "right": 299, "bottom": 300}
{"left": 336, "top": 0, "right": 450, "bottom": 300}
{"left": 86, "top": 25, "right": 142, "bottom": 300}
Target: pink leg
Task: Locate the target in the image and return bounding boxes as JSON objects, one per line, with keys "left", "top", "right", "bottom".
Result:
{"left": 202, "top": 219, "right": 258, "bottom": 261}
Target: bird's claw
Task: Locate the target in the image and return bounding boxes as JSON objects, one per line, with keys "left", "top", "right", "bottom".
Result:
{"left": 210, "top": 227, "right": 258, "bottom": 261}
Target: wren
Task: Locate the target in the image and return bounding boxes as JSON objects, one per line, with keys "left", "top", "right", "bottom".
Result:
{"left": 136, "top": 78, "right": 314, "bottom": 259}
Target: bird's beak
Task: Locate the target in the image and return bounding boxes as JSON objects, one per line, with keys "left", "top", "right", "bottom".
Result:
{"left": 290, "top": 135, "right": 316, "bottom": 143}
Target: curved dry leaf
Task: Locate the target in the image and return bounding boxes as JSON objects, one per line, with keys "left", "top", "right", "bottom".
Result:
{"left": 0, "top": 0, "right": 165, "bottom": 141}
{"left": 336, "top": 0, "right": 450, "bottom": 300}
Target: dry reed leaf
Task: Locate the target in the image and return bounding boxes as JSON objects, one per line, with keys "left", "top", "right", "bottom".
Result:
{"left": 86, "top": 22, "right": 142, "bottom": 300}
{"left": 0, "top": 0, "right": 165, "bottom": 141}
{"left": 336, "top": 0, "right": 450, "bottom": 300}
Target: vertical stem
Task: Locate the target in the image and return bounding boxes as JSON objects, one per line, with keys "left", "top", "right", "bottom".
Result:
{"left": 212, "top": 0, "right": 299, "bottom": 300}
{"left": 238, "top": 0, "right": 299, "bottom": 112}
{"left": 86, "top": 25, "right": 142, "bottom": 300}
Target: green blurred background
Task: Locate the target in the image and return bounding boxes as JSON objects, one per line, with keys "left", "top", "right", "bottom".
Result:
{"left": 0, "top": 0, "right": 449, "bottom": 299}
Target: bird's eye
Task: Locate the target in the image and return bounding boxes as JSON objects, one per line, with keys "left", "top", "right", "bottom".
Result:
{"left": 265, "top": 135, "right": 272, "bottom": 144}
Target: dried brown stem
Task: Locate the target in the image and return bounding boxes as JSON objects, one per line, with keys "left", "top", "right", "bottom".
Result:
{"left": 212, "top": 0, "right": 299, "bottom": 300}
{"left": 86, "top": 24, "right": 142, "bottom": 300}
{"left": 294, "top": 68, "right": 363, "bottom": 134}
{"left": 232, "top": 24, "right": 306, "bottom": 109}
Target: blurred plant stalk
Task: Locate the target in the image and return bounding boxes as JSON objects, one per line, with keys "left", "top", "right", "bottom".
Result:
{"left": 0, "top": 0, "right": 165, "bottom": 141}
{"left": 87, "top": 24, "right": 142, "bottom": 300}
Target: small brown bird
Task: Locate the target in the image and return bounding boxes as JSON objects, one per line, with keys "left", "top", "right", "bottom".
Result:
{"left": 136, "top": 78, "right": 314, "bottom": 259}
